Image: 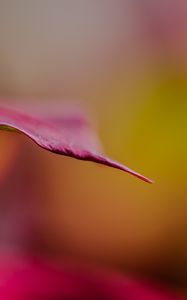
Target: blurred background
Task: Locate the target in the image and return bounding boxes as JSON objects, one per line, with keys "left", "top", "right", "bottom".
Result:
{"left": 0, "top": 0, "right": 186, "bottom": 290}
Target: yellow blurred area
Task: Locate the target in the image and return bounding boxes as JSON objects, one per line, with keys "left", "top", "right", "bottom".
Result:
{"left": 0, "top": 0, "right": 186, "bottom": 288}
{"left": 0, "top": 131, "right": 19, "bottom": 184}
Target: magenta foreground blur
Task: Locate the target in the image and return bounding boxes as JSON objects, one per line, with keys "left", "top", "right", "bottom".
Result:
{"left": 0, "top": 105, "right": 153, "bottom": 183}
{"left": 0, "top": 254, "right": 184, "bottom": 300}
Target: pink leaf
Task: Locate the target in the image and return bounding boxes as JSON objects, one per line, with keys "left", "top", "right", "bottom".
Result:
{"left": 0, "top": 105, "right": 153, "bottom": 183}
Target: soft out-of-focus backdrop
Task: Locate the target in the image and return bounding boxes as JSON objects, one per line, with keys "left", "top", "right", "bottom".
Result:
{"left": 0, "top": 0, "right": 186, "bottom": 288}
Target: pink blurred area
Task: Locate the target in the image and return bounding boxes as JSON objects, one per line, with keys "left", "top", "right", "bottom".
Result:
{"left": 0, "top": 0, "right": 186, "bottom": 294}
{"left": 0, "top": 252, "right": 184, "bottom": 300}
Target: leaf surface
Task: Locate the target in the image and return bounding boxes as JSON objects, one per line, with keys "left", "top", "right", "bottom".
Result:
{"left": 0, "top": 106, "right": 153, "bottom": 183}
